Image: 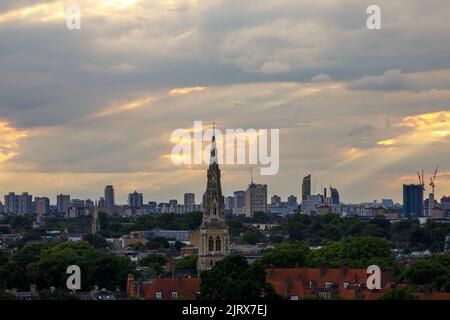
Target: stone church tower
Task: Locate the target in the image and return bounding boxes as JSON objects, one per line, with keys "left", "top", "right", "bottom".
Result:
{"left": 198, "top": 125, "right": 230, "bottom": 272}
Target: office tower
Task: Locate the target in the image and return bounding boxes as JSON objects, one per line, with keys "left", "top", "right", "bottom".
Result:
{"left": 35, "top": 197, "right": 50, "bottom": 215}
{"left": 85, "top": 199, "right": 94, "bottom": 208}
{"left": 288, "top": 195, "right": 298, "bottom": 207}
{"left": 128, "top": 191, "right": 144, "bottom": 208}
{"left": 169, "top": 199, "right": 178, "bottom": 206}
{"left": 244, "top": 183, "right": 268, "bottom": 217}
{"left": 4, "top": 192, "right": 18, "bottom": 214}
{"left": 147, "top": 201, "right": 158, "bottom": 214}
{"left": 71, "top": 199, "right": 85, "bottom": 208}
{"left": 184, "top": 193, "right": 195, "bottom": 206}
{"left": 225, "top": 196, "right": 234, "bottom": 214}
{"left": 18, "top": 192, "right": 32, "bottom": 215}
{"left": 57, "top": 194, "right": 71, "bottom": 214}
{"left": 302, "top": 194, "right": 323, "bottom": 215}
{"left": 330, "top": 187, "right": 340, "bottom": 205}
{"left": 403, "top": 184, "right": 424, "bottom": 217}
{"left": 381, "top": 199, "right": 393, "bottom": 209}
{"left": 97, "top": 197, "right": 106, "bottom": 208}
{"left": 198, "top": 128, "right": 229, "bottom": 271}
{"left": 104, "top": 185, "right": 115, "bottom": 208}
{"left": 302, "top": 174, "right": 311, "bottom": 200}
{"left": 233, "top": 191, "right": 245, "bottom": 215}
{"left": 271, "top": 195, "right": 282, "bottom": 207}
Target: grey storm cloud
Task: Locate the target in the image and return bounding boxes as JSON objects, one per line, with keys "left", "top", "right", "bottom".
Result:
{"left": 0, "top": 0, "right": 449, "bottom": 202}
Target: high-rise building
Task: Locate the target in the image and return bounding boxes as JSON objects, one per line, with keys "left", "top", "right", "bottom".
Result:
{"left": 287, "top": 195, "right": 298, "bottom": 207}
{"left": 128, "top": 191, "right": 143, "bottom": 208}
{"left": 85, "top": 199, "right": 94, "bottom": 208}
{"left": 224, "top": 196, "right": 234, "bottom": 214}
{"left": 35, "top": 197, "right": 50, "bottom": 215}
{"left": 169, "top": 199, "right": 178, "bottom": 206}
{"left": 403, "top": 184, "right": 423, "bottom": 217}
{"left": 71, "top": 199, "right": 85, "bottom": 208}
{"left": 302, "top": 194, "right": 323, "bottom": 215}
{"left": 57, "top": 194, "right": 71, "bottom": 214}
{"left": 271, "top": 195, "right": 281, "bottom": 207}
{"left": 381, "top": 199, "right": 394, "bottom": 208}
{"left": 184, "top": 193, "right": 195, "bottom": 206}
{"left": 104, "top": 185, "right": 115, "bottom": 208}
{"left": 244, "top": 183, "right": 267, "bottom": 217}
{"left": 4, "top": 192, "right": 18, "bottom": 214}
{"left": 232, "top": 191, "right": 245, "bottom": 215}
{"left": 330, "top": 187, "right": 340, "bottom": 205}
{"left": 302, "top": 175, "right": 311, "bottom": 200}
{"left": 18, "top": 192, "right": 32, "bottom": 215}
{"left": 198, "top": 128, "right": 229, "bottom": 271}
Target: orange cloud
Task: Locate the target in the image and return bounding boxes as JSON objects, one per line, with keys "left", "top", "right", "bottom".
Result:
{"left": 169, "top": 86, "right": 205, "bottom": 95}
{"left": 0, "top": 121, "right": 28, "bottom": 165}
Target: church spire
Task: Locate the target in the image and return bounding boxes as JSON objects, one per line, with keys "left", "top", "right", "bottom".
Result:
{"left": 210, "top": 122, "right": 217, "bottom": 165}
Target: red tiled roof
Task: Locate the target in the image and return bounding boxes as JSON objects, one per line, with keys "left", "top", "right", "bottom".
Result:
{"left": 142, "top": 278, "right": 200, "bottom": 300}
{"left": 265, "top": 267, "right": 391, "bottom": 300}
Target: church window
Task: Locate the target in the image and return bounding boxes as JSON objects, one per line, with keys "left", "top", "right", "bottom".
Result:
{"left": 216, "top": 237, "right": 221, "bottom": 251}
{"left": 208, "top": 236, "right": 214, "bottom": 251}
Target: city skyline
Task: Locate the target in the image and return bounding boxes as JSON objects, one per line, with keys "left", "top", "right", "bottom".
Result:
{"left": 0, "top": 0, "right": 449, "bottom": 203}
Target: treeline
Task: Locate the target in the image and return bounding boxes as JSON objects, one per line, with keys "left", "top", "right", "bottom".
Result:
{"left": 0, "top": 241, "right": 134, "bottom": 292}
{"left": 264, "top": 213, "right": 450, "bottom": 251}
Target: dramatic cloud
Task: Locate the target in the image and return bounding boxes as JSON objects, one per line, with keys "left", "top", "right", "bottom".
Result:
{"left": 0, "top": 0, "right": 449, "bottom": 203}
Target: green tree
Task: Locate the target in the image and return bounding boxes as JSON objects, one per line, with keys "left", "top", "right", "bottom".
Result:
{"left": 83, "top": 233, "right": 108, "bottom": 249}
{"left": 175, "top": 255, "right": 197, "bottom": 270}
{"left": 258, "top": 242, "right": 309, "bottom": 268}
{"left": 242, "top": 230, "right": 265, "bottom": 245}
{"left": 199, "top": 254, "right": 280, "bottom": 300}
{"left": 378, "top": 288, "right": 419, "bottom": 300}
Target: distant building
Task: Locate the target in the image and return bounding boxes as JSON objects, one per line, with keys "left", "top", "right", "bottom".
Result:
{"left": 302, "top": 194, "right": 323, "bottom": 215}
{"left": 4, "top": 192, "right": 18, "bottom": 214}
{"left": 18, "top": 193, "right": 32, "bottom": 215}
{"left": 244, "top": 183, "right": 267, "bottom": 217}
{"left": 146, "top": 201, "right": 158, "bottom": 214}
{"left": 169, "top": 199, "right": 178, "bottom": 206}
{"left": 403, "top": 184, "right": 423, "bottom": 217}
{"left": 57, "top": 194, "right": 71, "bottom": 214}
{"left": 184, "top": 193, "right": 195, "bottom": 206}
{"left": 287, "top": 195, "right": 298, "bottom": 208}
{"left": 85, "top": 199, "right": 94, "bottom": 208}
{"left": 224, "top": 196, "right": 234, "bottom": 214}
{"left": 302, "top": 174, "right": 311, "bottom": 201}
{"left": 381, "top": 199, "right": 394, "bottom": 209}
{"left": 71, "top": 199, "right": 85, "bottom": 208}
{"left": 271, "top": 195, "right": 281, "bottom": 207}
{"left": 104, "top": 185, "right": 115, "bottom": 208}
{"left": 233, "top": 191, "right": 245, "bottom": 215}
{"left": 97, "top": 197, "right": 106, "bottom": 208}
{"left": 330, "top": 188, "right": 340, "bottom": 205}
{"left": 128, "top": 191, "right": 143, "bottom": 208}
{"left": 35, "top": 197, "right": 50, "bottom": 215}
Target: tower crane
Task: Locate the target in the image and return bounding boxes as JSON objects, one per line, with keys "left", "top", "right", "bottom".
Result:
{"left": 429, "top": 166, "right": 439, "bottom": 195}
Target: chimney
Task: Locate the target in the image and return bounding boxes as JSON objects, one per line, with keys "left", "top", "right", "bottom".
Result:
{"left": 283, "top": 277, "right": 292, "bottom": 298}
{"left": 127, "top": 274, "right": 136, "bottom": 297}
{"left": 340, "top": 263, "right": 349, "bottom": 278}
{"left": 320, "top": 262, "right": 328, "bottom": 277}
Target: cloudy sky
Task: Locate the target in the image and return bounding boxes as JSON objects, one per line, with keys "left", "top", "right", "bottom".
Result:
{"left": 0, "top": 0, "right": 449, "bottom": 204}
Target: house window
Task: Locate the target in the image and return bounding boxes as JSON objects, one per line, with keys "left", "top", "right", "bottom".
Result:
{"left": 171, "top": 292, "right": 178, "bottom": 299}
{"left": 343, "top": 282, "right": 350, "bottom": 289}
{"left": 325, "top": 281, "right": 333, "bottom": 289}
{"left": 208, "top": 236, "right": 214, "bottom": 251}
{"left": 319, "top": 292, "right": 330, "bottom": 299}
{"left": 215, "top": 237, "right": 221, "bottom": 251}
{"left": 290, "top": 296, "right": 299, "bottom": 300}
{"left": 155, "top": 291, "right": 162, "bottom": 299}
